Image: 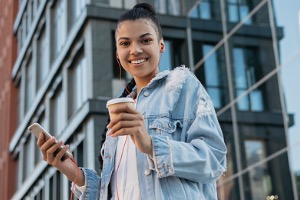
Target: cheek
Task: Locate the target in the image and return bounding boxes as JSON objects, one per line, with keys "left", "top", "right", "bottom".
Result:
{"left": 117, "top": 51, "right": 127, "bottom": 61}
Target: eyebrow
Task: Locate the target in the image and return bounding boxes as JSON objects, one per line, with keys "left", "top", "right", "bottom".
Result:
{"left": 117, "top": 33, "right": 153, "bottom": 41}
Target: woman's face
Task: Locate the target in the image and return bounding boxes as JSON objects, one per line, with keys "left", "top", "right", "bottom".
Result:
{"left": 116, "top": 19, "right": 164, "bottom": 83}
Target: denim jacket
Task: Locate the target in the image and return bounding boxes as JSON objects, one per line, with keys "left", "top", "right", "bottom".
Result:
{"left": 74, "top": 66, "right": 227, "bottom": 200}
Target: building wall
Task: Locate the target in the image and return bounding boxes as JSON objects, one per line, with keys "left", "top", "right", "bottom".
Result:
{"left": 0, "top": 0, "right": 18, "bottom": 199}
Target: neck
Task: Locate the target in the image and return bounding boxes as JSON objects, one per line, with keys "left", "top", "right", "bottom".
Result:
{"left": 134, "top": 74, "right": 156, "bottom": 96}
{"left": 134, "top": 67, "right": 159, "bottom": 96}
{"left": 135, "top": 78, "right": 149, "bottom": 95}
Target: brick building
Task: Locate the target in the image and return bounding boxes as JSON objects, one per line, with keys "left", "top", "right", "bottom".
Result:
{"left": 0, "top": 1, "right": 18, "bottom": 199}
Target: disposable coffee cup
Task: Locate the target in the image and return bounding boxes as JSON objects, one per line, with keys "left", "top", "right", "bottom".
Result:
{"left": 106, "top": 97, "right": 135, "bottom": 120}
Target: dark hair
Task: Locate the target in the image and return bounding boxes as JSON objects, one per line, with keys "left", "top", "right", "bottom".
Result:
{"left": 98, "top": 78, "right": 136, "bottom": 169}
{"left": 115, "top": 3, "right": 162, "bottom": 40}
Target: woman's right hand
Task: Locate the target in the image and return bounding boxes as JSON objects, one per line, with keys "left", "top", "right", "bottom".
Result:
{"left": 37, "top": 133, "right": 85, "bottom": 186}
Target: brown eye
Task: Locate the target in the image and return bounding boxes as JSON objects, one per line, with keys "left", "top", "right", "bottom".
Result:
{"left": 142, "top": 38, "right": 152, "bottom": 44}
{"left": 120, "top": 41, "right": 130, "bottom": 46}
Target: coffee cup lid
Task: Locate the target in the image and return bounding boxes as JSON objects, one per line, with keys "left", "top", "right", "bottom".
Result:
{"left": 106, "top": 97, "right": 134, "bottom": 108}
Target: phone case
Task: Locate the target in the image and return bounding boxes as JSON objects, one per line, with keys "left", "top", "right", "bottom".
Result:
{"left": 28, "top": 123, "right": 73, "bottom": 160}
{"left": 28, "top": 123, "right": 53, "bottom": 139}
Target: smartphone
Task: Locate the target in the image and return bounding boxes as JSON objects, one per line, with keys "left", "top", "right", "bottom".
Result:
{"left": 28, "top": 123, "right": 72, "bottom": 161}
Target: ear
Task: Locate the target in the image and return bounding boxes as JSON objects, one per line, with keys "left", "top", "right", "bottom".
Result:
{"left": 159, "top": 40, "right": 165, "bottom": 53}
{"left": 116, "top": 52, "right": 119, "bottom": 59}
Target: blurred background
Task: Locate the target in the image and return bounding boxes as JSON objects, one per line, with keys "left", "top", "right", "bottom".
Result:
{"left": 0, "top": 0, "right": 299, "bottom": 199}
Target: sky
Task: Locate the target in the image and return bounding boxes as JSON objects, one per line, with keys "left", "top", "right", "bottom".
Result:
{"left": 274, "top": 0, "right": 300, "bottom": 171}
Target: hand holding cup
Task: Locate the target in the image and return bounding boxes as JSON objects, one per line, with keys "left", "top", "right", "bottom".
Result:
{"left": 106, "top": 97, "right": 152, "bottom": 155}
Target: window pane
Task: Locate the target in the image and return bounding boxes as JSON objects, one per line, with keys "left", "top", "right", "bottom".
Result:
{"left": 188, "top": 6, "right": 199, "bottom": 18}
{"left": 208, "top": 88, "right": 222, "bottom": 108}
{"left": 168, "top": 0, "right": 180, "bottom": 15}
{"left": 236, "top": 89, "right": 249, "bottom": 110}
{"left": 25, "top": 58, "right": 34, "bottom": 112}
{"left": 203, "top": 45, "right": 218, "bottom": 86}
{"left": 35, "top": 114, "right": 45, "bottom": 165}
{"left": 52, "top": 86, "right": 64, "bottom": 135}
{"left": 23, "top": 136, "right": 31, "bottom": 182}
{"left": 155, "top": 0, "right": 167, "bottom": 14}
{"left": 54, "top": 0, "right": 66, "bottom": 55}
{"left": 49, "top": 172, "right": 61, "bottom": 200}
{"left": 228, "top": 0, "right": 238, "bottom": 3}
{"left": 240, "top": 5, "right": 252, "bottom": 24}
{"left": 233, "top": 48, "right": 247, "bottom": 88}
{"left": 70, "top": 55, "right": 88, "bottom": 115}
{"left": 17, "top": 28, "right": 22, "bottom": 52}
{"left": 200, "top": 2, "right": 211, "bottom": 19}
{"left": 201, "top": 44, "right": 226, "bottom": 109}
{"left": 228, "top": 5, "right": 239, "bottom": 22}
{"left": 75, "top": 57, "right": 87, "bottom": 109}
{"left": 245, "top": 140, "right": 272, "bottom": 199}
{"left": 233, "top": 47, "right": 264, "bottom": 111}
{"left": 37, "top": 29, "right": 48, "bottom": 89}
{"left": 155, "top": 0, "right": 181, "bottom": 15}
{"left": 250, "top": 90, "right": 263, "bottom": 111}
{"left": 124, "top": 0, "right": 136, "bottom": 9}
{"left": 110, "top": 0, "right": 122, "bottom": 8}
{"left": 17, "top": 81, "right": 22, "bottom": 124}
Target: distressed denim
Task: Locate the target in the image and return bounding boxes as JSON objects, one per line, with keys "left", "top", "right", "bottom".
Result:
{"left": 74, "top": 66, "right": 227, "bottom": 200}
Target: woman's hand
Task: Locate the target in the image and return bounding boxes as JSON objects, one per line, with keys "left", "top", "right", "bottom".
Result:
{"left": 37, "top": 133, "right": 85, "bottom": 186}
{"left": 107, "top": 104, "right": 153, "bottom": 155}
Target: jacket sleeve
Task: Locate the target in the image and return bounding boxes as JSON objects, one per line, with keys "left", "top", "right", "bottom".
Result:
{"left": 147, "top": 74, "right": 227, "bottom": 183}
{"left": 72, "top": 168, "right": 101, "bottom": 199}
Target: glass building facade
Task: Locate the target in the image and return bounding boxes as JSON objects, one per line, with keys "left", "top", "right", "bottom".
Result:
{"left": 8, "top": 0, "right": 299, "bottom": 199}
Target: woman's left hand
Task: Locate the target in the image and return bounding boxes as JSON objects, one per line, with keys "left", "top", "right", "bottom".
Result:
{"left": 107, "top": 103, "right": 152, "bottom": 155}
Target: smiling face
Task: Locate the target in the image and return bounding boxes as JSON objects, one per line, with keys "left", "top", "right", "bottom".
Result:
{"left": 116, "top": 19, "right": 164, "bottom": 87}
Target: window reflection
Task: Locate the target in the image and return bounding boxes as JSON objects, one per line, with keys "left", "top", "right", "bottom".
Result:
{"left": 202, "top": 44, "right": 225, "bottom": 109}
{"left": 218, "top": 143, "right": 236, "bottom": 200}
{"left": 233, "top": 47, "right": 264, "bottom": 111}
{"left": 155, "top": 0, "right": 181, "bottom": 16}
{"left": 189, "top": 0, "right": 214, "bottom": 19}
{"left": 245, "top": 140, "right": 272, "bottom": 199}
{"left": 227, "top": 0, "right": 252, "bottom": 24}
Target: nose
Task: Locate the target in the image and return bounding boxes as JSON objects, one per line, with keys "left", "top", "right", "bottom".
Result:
{"left": 130, "top": 43, "right": 143, "bottom": 55}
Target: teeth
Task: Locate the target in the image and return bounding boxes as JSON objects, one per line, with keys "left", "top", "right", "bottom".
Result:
{"left": 131, "top": 59, "right": 146, "bottom": 64}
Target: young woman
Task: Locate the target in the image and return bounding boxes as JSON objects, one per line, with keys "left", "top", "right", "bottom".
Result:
{"left": 37, "top": 3, "right": 227, "bottom": 200}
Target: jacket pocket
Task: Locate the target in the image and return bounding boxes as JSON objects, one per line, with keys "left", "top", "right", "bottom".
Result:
{"left": 149, "top": 118, "right": 183, "bottom": 140}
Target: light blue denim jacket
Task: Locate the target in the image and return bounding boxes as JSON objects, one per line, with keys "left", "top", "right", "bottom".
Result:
{"left": 74, "top": 66, "right": 227, "bottom": 200}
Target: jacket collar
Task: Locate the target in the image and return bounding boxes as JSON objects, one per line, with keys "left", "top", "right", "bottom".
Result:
{"left": 147, "top": 65, "right": 187, "bottom": 89}
{"left": 147, "top": 70, "right": 170, "bottom": 88}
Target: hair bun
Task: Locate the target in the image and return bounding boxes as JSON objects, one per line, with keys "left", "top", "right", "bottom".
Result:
{"left": 133, "top": 3, "right": 157, "bottom": 16}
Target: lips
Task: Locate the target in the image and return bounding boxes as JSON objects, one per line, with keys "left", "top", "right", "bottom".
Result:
{"left": 129, "top": 58, "right": 148, "bottom": 64}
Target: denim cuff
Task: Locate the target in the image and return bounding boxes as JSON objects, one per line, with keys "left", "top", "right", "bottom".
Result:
{"left": 73, "top": 168, "right": 100, "bottom": 199}
{"left": 150, "top": 135, "right": 175, "bottom": 178}
{"left": 72, "top": 168, "right": 86, "bottom": 199}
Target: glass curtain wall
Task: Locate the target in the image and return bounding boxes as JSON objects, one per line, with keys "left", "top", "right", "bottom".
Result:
{"left": 188, "top": 0, "right": 299, "bottom": 199}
